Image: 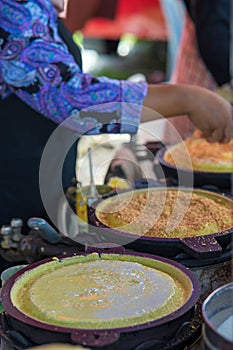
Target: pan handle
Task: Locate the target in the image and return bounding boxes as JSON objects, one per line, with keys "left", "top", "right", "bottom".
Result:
{"left": 86, "top": 243, "right": 126, "bottom": 255}
{"left": 180, "top": 235, "right": 223, "bottom": 259}
{"left": 71, "top": 330, "right": 120, "bottom": 346}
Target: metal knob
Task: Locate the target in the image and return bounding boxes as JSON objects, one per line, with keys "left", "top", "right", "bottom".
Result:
{"left": 10, "top": 218, "right": 23, "bottom": 242}
{"left": 0, "top": 225, "right": 12, "bottom": 249}
{"left": 10, "top": 218, "right": 23, "bottom": 228}
{"left": 1, "top": 225, "right": 12, "bottom": 236}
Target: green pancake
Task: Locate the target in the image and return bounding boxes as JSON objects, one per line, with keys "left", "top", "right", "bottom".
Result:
{"left": 10, "top": 254, "right": 190, "bottom": 329}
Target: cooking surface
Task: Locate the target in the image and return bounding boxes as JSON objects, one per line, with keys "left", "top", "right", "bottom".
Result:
{"left": 95, "top": 188, "right": 233, "bottom": 238}
{"left": 10, "top": 253, "right": 190, "bottom": 329}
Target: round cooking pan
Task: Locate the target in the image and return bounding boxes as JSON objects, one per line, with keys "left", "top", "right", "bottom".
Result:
{"left": 156, "top": 147, "right": 232, "bottom": 189}
{"left": 89, "top": 187, "right": 233, "bottom": 259}
{"left": 1, "top": 251, "right": 201, "bottom": 350}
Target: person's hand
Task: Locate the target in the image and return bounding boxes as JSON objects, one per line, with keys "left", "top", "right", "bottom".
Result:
{"left": 142, "top": 84, "right": 233, "bottom": 143}
{"left": 185, "top": 86, "right": 233, "bottom": 143}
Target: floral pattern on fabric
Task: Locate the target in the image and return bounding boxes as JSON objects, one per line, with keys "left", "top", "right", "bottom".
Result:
{"left": 0, "top": 0, "right": 148, "bottom": 135}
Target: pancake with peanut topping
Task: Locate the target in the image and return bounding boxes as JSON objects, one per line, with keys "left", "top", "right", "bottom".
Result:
{"left": 96, "top": 188, "right": 233, "bottom": 238}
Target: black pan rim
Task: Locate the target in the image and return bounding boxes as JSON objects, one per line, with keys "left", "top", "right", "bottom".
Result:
{"left": 156, "top": 146, "right": 232, "bottom": 177}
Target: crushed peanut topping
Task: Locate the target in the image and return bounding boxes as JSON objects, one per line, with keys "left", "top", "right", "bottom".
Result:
{"left": 98, "top": 190, "right": 233, "bottom": 238}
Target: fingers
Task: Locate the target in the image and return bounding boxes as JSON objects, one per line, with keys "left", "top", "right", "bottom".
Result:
{"left": 222, "top": 124, "right": 232, "bottom": 143}
{"left": 202, "top": 92, "right": 233, "bottom": 143}
{"left": 206, "top": 103, "right": 233, "bottom": 143}
{"left": 206, "top": 122, "right": 232, "bottom": 144}
{"left": 221, "top": 104, "right": 233, "bottom": 143}
{"left": 206, "top": 128, "right": 224, "bottom": 143}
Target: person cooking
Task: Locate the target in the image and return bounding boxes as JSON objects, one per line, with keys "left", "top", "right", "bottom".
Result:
{"left": 0, "top": 0, "right": 232, "bottom": 231}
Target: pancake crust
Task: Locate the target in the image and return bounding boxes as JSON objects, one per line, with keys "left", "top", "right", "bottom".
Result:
{"left": 11, "top": 254, "right": 189, "bottom": 329}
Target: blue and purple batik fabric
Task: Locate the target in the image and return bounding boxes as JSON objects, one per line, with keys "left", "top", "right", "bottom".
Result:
{"left": 0, "top": 0, "right": 148, "bottom": 135}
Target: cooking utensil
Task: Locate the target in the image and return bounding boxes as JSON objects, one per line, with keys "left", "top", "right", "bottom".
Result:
{"left": 89, "top": 187, "right": 233, "bottom": 259}
{"left": 202, "top": 282, "right": 233, "bottom": 350}
{"left": 1, "top": 250, "right": 201, "bottom": 350}
{"left": 156, "top": 147, "right": 232, "bottom": 189}
{"left": 88, "top": 147, "right": 96, "bottom": 199}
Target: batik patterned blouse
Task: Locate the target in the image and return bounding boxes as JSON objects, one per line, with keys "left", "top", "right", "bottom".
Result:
{"left": 0, "top": 0, "right": 148, "bottom": 135}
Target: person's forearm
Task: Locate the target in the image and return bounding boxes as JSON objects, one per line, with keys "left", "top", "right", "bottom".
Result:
{"left": 141, "top": 84, "right": 191, "bottom": 122}
{"left": 142, "top": 83, "right": 233, "bottom": 143}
